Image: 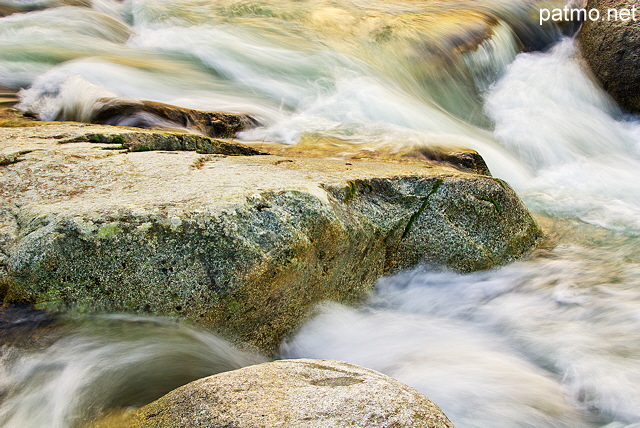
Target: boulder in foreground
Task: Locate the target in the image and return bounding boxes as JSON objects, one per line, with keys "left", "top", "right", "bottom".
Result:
{"left": 121, "top": 359, "right": 455, "bottom": 428}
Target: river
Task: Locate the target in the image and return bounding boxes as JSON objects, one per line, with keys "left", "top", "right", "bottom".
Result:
{"left": 0, "top": 0, "right": 639, "bottom": 427}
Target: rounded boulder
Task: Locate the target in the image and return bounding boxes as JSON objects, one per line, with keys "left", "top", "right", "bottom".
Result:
{"left": 124, "top": 359, "right": 454, "bottom": 428}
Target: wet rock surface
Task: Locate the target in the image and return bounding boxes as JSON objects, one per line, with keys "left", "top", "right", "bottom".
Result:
{"left": 87, "top": 98, "right": 260, "bottom": 139}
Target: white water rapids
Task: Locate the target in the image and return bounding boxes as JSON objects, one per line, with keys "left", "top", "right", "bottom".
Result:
{"left": 1, "top": 0, "right": 640, "bottom": 427}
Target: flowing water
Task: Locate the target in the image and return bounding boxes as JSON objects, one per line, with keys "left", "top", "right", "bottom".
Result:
{"left": 0, "top": 313, "right": 267, "bottom": 427}
{"left": 1, "top": 0, "right": 640, "bottom": 426}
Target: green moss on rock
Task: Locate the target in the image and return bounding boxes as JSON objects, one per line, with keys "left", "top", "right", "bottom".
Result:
{"left": 3, "top": 173, "right": 541, "bottom": 353}
{"left": 63, "top": 131, "right": 266, "bottom": 156}
{"left": 0, "top": 132, "right": 541, "bottom": 353}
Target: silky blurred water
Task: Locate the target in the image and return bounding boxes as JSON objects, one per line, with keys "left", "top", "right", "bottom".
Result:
{"left": 1, "top": 0, "right": 639, "bottom": 427}
{"left": 0, "top": 314, "right": 267, "bottom": 428}
{"left": 282, "top": 38, "right": 640, "bottom": 426}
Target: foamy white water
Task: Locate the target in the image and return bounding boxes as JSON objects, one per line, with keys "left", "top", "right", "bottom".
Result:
{"left": 487, "top": 39, "right": 640, "bottom": 234}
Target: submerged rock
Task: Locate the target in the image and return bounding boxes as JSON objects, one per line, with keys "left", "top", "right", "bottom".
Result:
{"left": 0, "top": 303, "right": 60, "bottom": 349}
{"left": 0, "top": 88, "right": 19, "bottom": 107}
{"left": 578, "top": 0, "right": 640, "bottom": 113}
{"left": 0, "top": 5, "right": 20, "bottom": 17}
{"left": 87, "top": 98, "right": 259, "bottom": 138}
{"left": 0, "top": 122, "right": 541, "bottom": 353}
{"left": 121, "top": 359, "right": 455, "bottom": 428}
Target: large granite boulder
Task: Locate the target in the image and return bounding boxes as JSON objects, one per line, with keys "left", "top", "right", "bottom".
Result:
{"left": 578, "top": 0, "right": 640, "bottom": 112}
{"left": 0, "top": 122, "right": 541, "bottom": 353}
{"left": 120, "top": 359, "right": 454, "bottom": 428}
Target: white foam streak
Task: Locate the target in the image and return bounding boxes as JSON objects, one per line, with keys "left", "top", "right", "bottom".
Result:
{"left": 283, "top": 303, "right": 589, "bottom": 427}
{"left": 128, "top": 24, "right": 345, "bottom": 110}
{"left": 16, "top": 58, "right": 281, "bottom": 123}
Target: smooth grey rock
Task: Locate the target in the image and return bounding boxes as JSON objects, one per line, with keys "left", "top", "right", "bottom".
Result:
{"left": 122, "top": 359, "right": 455, "bottom": 428}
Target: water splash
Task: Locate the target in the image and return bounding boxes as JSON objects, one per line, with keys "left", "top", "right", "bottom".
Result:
{"left": 5, "top": 0, "right": 565, "bottom": 138}
{"left": 485, "top": 38, "right": 640, "bottom": 235}
{"left": 283, "top": 36, "right": 640, "bottom": 427}
{"left": 284, "top": 225, "right": 640, "bottom": 427}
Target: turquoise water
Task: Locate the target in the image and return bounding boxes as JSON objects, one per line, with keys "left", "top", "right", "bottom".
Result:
{"left": 1, "top": 0, "right": 639, "bottom": 426}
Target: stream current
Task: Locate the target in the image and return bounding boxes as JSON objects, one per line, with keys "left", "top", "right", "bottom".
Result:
{"left": 1, "top": 0, "right": 639, "bottom": 427}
